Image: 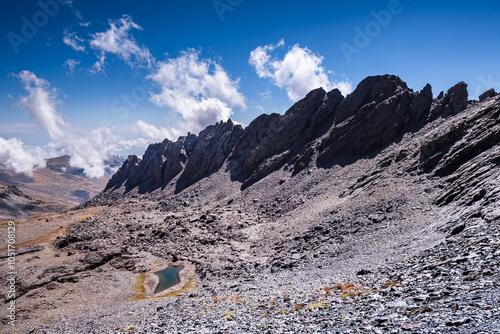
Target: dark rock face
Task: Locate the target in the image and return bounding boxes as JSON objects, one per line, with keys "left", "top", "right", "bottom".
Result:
{"left": 334, "top": 75, "right": 410, "bottom": 125}
{"left": 317, "top": 75, "right": 438, "bottom": 162}
{"left": 105, "top": 155, "right": 141, "bottom": 191}
{"left": 104, "top": 120, "right": 243, "bottom": 194}
{"left": 419, "top": 95, "right": 500, "bottom": 208}
{"left": 429, "top": 82, "right": 468, "bottom": 120}
{"left": 128, "top": 137, "right": 193, "bottom": 192}
{"left": 479, "top": 88, "right": 497, "bottom": 102}
{"left": 177, "top": 120, "right": 244, "bottom": 192}
{"left": 231, "top": 88, "right": 344, "bottom": 188}
{"left": 410, "top": 83, "right": 433, "bottom": 124}
{"left": 318, "top": 75, "right": 414, "bottom": 161}
{"left": 421, "top": 95, "right": 499, "bottom": 176}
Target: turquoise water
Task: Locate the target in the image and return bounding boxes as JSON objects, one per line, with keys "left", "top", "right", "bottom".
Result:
{"left": 154, "top": 265, "right": 185, "bottom": 294}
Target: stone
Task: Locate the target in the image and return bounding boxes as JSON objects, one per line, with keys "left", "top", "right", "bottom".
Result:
{"left": 449, "top": 224, "right": 466, "bottom": 237}
{"left": 356, "top": 269, "right": 372, "bottom": 275}
{"left": 479, "top": 88, "right": 496, "bottom": 102}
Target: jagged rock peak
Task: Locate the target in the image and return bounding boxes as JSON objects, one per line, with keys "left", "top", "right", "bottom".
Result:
{"left": 177, "top": 119, "right": 244, "bottom": 192}
{"left": 105, "top": 155, "right": 141, "bottom": 191}
{"left": 230, "top": 86, "right": 344, "bottom": 188}
{"left": 479, "top": 88, "right": 497, "bottom": 102}
{"left": 334, "top": 74, "right": 409, "bottom": 124}
{"left": 318, "top": 75, "right": 421, "bottom": 161}
{"left": 104, "top": 120, "right": 244, "bottom": 194}
{"left": 429, "top": 81, "right": 468, "bottom": 120}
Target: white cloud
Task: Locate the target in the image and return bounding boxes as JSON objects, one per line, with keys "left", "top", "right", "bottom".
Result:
{"left": 65, "top": 0, "right": 84, "bottom": 21}
{"left": 11, "top": 71, "right": 181, "bottom": 177}
{"left": 90, "top": 54, "right": 106, "bottom": 75}
{"left": 14, "top": 71, "right": 119, "bottom": 178}
{"left": 148, "top": 49, "right": 246, "bottom": 134}
{"left": 89, "top": 15, "right": 154, "bottom": 73}
{"left": 258, "top": 90, "right": 273, "bottom": 102}
{"left": 0, "top": 138, "right": 46, "bottom": 175}
{"left": 64, "top": 127, "right": 120, "bottom": 178}
{"left": 63, "top": 59, "right": 81, "bottom": 74}
{"left": 249, "top": 40, "right": 352, "bottom": 101}
{"left": 63, "top": 29, "right": 86, "bottom": 52}
{"left": 249, "top": 39, "right": 284, "bottom": 77}
{"left": 132, "top": 120, "right": 177, "bottom": 142}
{"left": 117, "top": 137, "right": 151, "bottom": 151}
{"left": 15, "top": 71, "right": 66, "bottom": 140}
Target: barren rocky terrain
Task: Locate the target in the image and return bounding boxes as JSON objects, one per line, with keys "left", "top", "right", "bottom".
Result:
{"left": 0, "top": 182, "right": 68, "bottom": 222}
{"left": 1, "top": 75, "right": 498, "bottom": 333}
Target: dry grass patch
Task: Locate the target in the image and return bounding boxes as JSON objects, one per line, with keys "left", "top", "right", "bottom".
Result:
{"left": 323, "top": 285, "right": 333, "bottom": 294}
{"left": 74, "top": 212, "right": 97, "bottom": 221}
{"left": 130, "top": 273, "right": 147, "bottom": 302}
{"left": 335, "top": 282, "right": 371, "bottom": 299}
{"left": 221, "top": 311, "right": 236, "bottom": 319}
{"left": 305, "top": 302, "right": 327, "bottom": 311}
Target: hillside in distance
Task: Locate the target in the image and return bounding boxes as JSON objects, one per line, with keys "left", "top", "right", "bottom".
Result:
{"left": 2, "top": 75, "right": 499, "bottom": 333}
{"left": 0, "top": 155, "right": 123, "bottom": 208}
{"left": 0, "top": 181, "right": 68, "bottom": 221}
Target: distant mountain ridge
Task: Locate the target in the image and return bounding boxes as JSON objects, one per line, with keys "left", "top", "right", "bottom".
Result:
{"left": 0, "top": 181, "right": 68, "bottom": 221}
{"left": 102, "top": 74, "right": 484, "bottom": 196}
{"left": 45, "top": 155, "right": 124, "bottom": 176}
{"left": 0, "top": 155, "right": 125, "bottom": 208}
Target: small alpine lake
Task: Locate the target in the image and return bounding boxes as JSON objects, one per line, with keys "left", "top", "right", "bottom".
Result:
{"left": 153, "top": 265, "right": 185, "bottom": 294}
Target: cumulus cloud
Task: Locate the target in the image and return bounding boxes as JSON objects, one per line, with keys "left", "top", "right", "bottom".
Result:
{"left": 63, "top": 59, "right": 81, "bottom": 74}
{"left": 11, "top": 70, "right": 183, "bottom": 177}
{"left": 63, "top": 29, "right": 86, "bottom": 52}
{"left": 15, "top": 71, "right": 66, "bottom": 140}
{"left": 14, "top": 71, "right": 119, "bottom": 178}
{"left": 64, "top": 127, "right": 120, "bottom": 178}
{"left": 0, "top": 138, "right": 46, "bottom": 175}
{"left": 132, "top": 120, "right": 177, "bottom": 142}
{"left": 89, "top": 15, "right": 154, "bottom": 73}
{"left": 249, "top": 40, "right": 352, "bottom": 101}
{"left": 117, "top": 137, "right": 151, "bottom": 151}
{"left": 148, "top": 49, "right": 246, "bottom": 134}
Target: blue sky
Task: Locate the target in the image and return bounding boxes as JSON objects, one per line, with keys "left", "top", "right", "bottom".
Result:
{"left": 0, "top": 0, "right": 499, "bottom": 177}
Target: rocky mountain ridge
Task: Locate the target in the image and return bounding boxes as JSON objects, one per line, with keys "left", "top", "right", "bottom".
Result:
{"left": 103, "top": 74, "right": 472, "bottom": 196}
